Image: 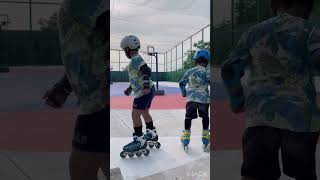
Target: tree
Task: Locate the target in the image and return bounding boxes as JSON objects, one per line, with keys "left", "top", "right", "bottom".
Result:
{"left": 183, "top": 40, "right": 210, "bottom": 69}
{"left": 122, "top": 65, "right": 129, "bottom": 71}
{"left": 38, "top": 12, "right": 58, "bottom": 31}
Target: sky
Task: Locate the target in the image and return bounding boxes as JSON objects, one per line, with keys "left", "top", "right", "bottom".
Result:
{"left": 110, "top": 0, "right": 210, "bottom": 53}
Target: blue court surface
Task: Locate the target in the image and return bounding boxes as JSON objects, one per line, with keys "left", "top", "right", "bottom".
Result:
{"left": 110, "top": 82, "right": 182, "bottom": 97}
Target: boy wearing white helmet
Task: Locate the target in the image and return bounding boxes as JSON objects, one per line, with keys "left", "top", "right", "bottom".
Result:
{"left": 179, "top": 49, "right": 211, "bottom": 152}
{"left": 43, "top": 0, "right": 108, "bottom": 179}
{"left": 119, "top": 35, "right": 160, "bottom": 158}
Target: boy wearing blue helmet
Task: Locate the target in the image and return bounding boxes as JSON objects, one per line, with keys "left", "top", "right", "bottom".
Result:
{"left": 179, "top": 49, "right": 210, "bottom": 151}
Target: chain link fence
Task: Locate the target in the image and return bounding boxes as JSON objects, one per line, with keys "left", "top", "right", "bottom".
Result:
{"left": 110, "top": 49, "right": 166, "bottom": 82}
{"left": 0, "top": 0, "right": 62, "bottom": 66}
{"left": 164, "top": 25, "right": 210, "bottom": 82}
{"left": 212, "top": 0, "right": 273, "bottom": 65}
{"left": 0, "top": 0, "right": 61, "bottom": 31}
{"left": 110, "top": 24, "right": 210, "bottom": 82}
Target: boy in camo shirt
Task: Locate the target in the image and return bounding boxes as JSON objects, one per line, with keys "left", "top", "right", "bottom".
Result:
{"left": 43, "top": 0, "right": 108, "bottom": 179}
{"left": 222, "top": 0, "right": 320, "bottom": 179}
{"left": 119, "top": 35, "right": 160, "bottom": 158}
{"left": 179, "top": 49, "right": 210, "bottom": 151}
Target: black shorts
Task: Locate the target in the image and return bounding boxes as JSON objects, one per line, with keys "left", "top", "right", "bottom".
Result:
{"left": 185, "top": 102, "right": 209, "bottom": 119}
{"left": 133, "top": 86, "right": 155, "bottom": 110}
{"left": 72, "top": 106, "right": 109, "bottom": 153}
{"left": 241, "top": 126, "right": 320, "bottom": 179}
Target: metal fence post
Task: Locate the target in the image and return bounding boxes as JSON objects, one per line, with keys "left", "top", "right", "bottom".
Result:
{"left": 231, "top": 0, "right": 234, "bottom": 47}
{"left": 29, "top": 0, "right": 32, "bottom": 31}
{"left": 182, "top": 42, "right": 184, "bottom": 69}
{"left": 170, "top": 50, "right": 172, "bottom": 72}
{"left": 175, "top": 46, "right": 178, "bottom": 80}
{"left": 165, "top": 52, "right": 167, "bottom": 72}
{"left": 202, "top": 28, "right": 204, "bottom": 42}
{"left": 118, "top": 50, "right": 121, "bottom": 71}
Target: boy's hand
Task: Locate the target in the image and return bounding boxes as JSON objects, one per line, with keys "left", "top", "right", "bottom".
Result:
{"left": 143, "top": 88, "right": 151, "bottom": 95}
{"left": 232, "top": 106, "right": 245, "bottom": 114}
{"left": 42, "top": 86, "right": 69, "bottom": 108}
{"left": 182, "top": 92, "right": 187, "bottom": 97}
{"left": 230, "top": 98, "right": 245, "bottom": 114}
{"left": 124, "top": 88, "right": 132, "bottom": 96}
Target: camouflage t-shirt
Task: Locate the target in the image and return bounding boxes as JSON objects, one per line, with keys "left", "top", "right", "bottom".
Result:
{"left": 59, "top": 0, "right": 108, "bottom": 115}
{"left": 179, "top": 66, "right": 210, "bottom": 104}
{"left": 224, "top": 13, "right": 320, "bottom": 132}
{"left": 128, "top": 54, "right": 154, "bottom": 98}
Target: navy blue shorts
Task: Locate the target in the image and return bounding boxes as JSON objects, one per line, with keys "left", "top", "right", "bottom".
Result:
{"left": 185, "top": 102, "right": 209, "bottom": 119}
{"left": 72, "top": 107, "right": 109, "bottom": 153}
{"left": 241, "top": 127, "right": 320, "bottom": 179}
{"left": 133, "top": 86, "right": 155, "bottom": 110}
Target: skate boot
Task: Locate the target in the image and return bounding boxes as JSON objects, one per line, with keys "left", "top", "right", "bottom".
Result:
{"left": 202, "top": 129, "right": 210, "bottom": 152}
{"left": 181, "top": 129, "right": 191, "bottom": 152}
{"left": 120, "top": 133, "right": 150, "bottom": 158}
{"left": 144, "top": 128, "right": 161, "bottom": 149}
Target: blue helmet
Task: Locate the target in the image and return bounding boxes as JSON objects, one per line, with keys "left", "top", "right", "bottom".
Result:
{"left": 193, "top": 49, "right": 210, "bottom": 62}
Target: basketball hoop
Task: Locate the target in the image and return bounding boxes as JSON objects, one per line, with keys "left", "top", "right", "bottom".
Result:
{"left": 147, "top": 46, "right": 155, "bottom": 56}
{"left": 0, "top": 14, "right": 9, "bottom": 29}
{"left": 146, "top": 45, "right": 165, "bottom": 95}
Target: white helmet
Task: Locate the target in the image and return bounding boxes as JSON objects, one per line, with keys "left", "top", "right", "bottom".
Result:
{"left": 120, "top": 35, "right": 141, "bottom": 50}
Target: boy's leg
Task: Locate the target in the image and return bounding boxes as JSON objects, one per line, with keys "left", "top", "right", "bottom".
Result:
{"left": 141, "top": 86, "right": 155, "bottom": 129}
{"left": 142, "top": 109, "right": 154, "bottom": 129}
{"left": 280, "top": 130, "right": 319, "bottom": 180}
{"left": 132, "top": 88, "right": 155, "bottom": 134}
{"left": 241, "top": 126, "right": 281, "bottom": 180}
{"left": 185, "top": 102, "right": 198, "bottom": 130}
{"left": 132, "top": 109, "right": 143, "bottom": 135}
{"left": 198, "top": 103, "right": 210, "bottom": 130}
{"left": 70, "top": 107, "right": 108, "bottom": 180}
{"left": 69, "top": 149, "right": 106, "bottom": 180}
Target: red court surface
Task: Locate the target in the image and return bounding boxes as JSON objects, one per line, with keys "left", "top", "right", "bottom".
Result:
{"left": 0, "top": 97, "right": 319, "bottom": 152}
{"left": 211, "top": 101, "right": 246, "bottom": 150}
{"left": 0, "top": 110, "right": 76, "bottom": 152}
{"left": 111, "top": 94, "right": 187, "bottom": 109}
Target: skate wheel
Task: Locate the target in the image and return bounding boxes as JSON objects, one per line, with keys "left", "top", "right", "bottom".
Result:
{"left": 120, "top": 151, "right": 126, "bottom": 158}
{"left": 136, "top": 151, "right": 142, "bottom": 157}
{"left": 143, "top": 149, "right": 150, "bottom": 156}
{"left": 128, "top": 152, "right": 134, "bottom": 158}
{"left": 155, "top": 143, "right": 161, "bottom": 149}
{"left": 149, "top": 144, "right": 154, "bottom": 148}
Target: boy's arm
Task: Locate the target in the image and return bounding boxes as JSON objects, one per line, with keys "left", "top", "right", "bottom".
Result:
{"left": 43, "top": 74, "right": 72, "bottom": 108}
{"left": 206, "top": 69, "right": 210, "bottom": 84}
{"left": 140, "top": 64, "right": 152, "bottom": 89}
{"left": 132, "top": 56, "right": 152, "bottom": 90}
{"left": 179, "top": 71, "right": 189, "bottom": 97}
{"left": 221, "top": 32, "right": 250, "bottom": 113}
{"left": 308, "top": 26, "right": 320, "bottom": 71}
{"left": 55, "top": 74, "right": 73, "bottom": 94}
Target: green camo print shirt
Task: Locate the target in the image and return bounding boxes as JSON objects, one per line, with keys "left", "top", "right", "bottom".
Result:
{"left": 59, "top": 0, "right": 108, "bottom": 115}
{"left": 224, "top": 13, "right": 320, "bottom": 132}
{"left": 128, "top": 54, "right": 153, "bottom": 98}
{"left": 179, "top": 66, "right": 210, "bottom": 104}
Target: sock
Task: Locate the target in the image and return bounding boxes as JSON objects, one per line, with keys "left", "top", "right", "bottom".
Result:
{"left": 134, "top": 126, "right": 143, "bottom": 136}
{"left": 146, "top": 121, "right": 155, "bottom": 130}
{"left": 202, "top": 117, "right": 209, "bottom": 130}
{"left": 185, "top": 118, "right": 192, "bottom": 130}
